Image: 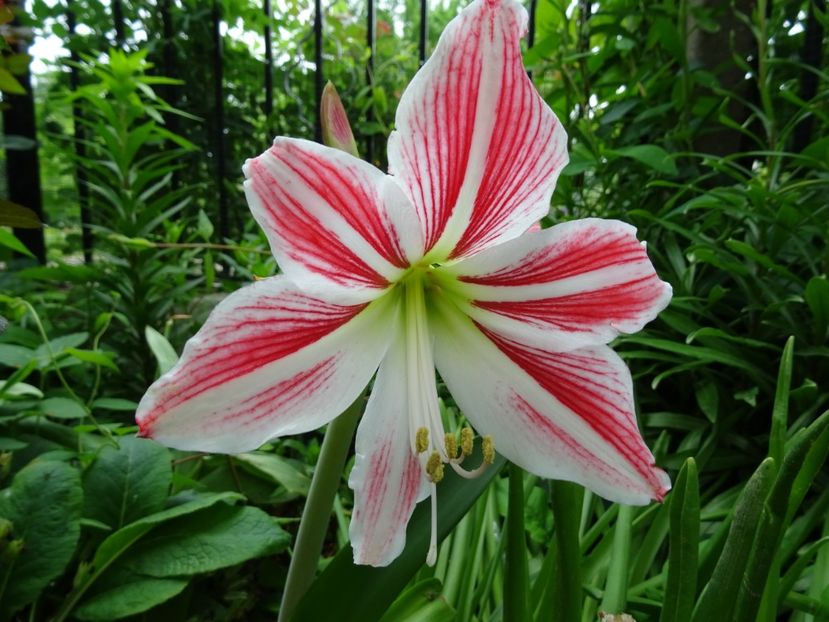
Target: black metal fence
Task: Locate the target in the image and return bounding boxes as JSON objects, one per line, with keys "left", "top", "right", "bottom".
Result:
{"left": 3, "top": 0, "right": 538, "bottom": 264}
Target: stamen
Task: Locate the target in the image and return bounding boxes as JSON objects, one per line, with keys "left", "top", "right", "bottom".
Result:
{"left": 416, "top": 427, "right": 429, "bottom": 454}
{"left": 426, "top": 483, "right": 438, "bottom": 566}
{"left": 426, "top": 451, "right": 444, "bottom": 483}
{"left": 482, "top": 435, "right": 495, "bottom": 464}
{"left": 460, "top": 427, "right": 474, "bottom": 456}
{"left": 444, "top": 433, "right": 458, "bottom": 460}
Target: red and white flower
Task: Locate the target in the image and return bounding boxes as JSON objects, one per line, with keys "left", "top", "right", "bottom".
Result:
{"left": 136, "top": 0, "right": 672, "bottom": 567}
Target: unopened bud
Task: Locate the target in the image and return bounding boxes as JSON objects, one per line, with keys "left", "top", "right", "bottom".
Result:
{"left": 320, "top": 82, "right": 359, "bottom": 157}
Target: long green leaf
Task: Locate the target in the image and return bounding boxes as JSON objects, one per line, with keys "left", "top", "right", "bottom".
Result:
{"left": 661, "top": 458, "right": 699, "bottom": 622}
{"left": 289, "top": 453, "right": 505, "bottom": 622}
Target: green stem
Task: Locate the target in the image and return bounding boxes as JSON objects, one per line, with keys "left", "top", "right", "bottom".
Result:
{"left": 505, "top": 463, "right": 529, "bottom": 621}
{"left": 278, "top": 399, "right": 362, "bottom": 622}
{"left": 551, "top": 480, "right": 584, "bottom": 622}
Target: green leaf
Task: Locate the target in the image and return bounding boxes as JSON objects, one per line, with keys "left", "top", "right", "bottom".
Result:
{"left": 234, "top": 452, "right": 311, "bottom": 496}
{"left": 378, "top": 579, "right": 455, "bottom": 622}
{"left": 692, "top": 458, "right": 776, "bottom": 622}
{"left": 661, "top": 458, "right": 699, "bottom": 622}
{"left": 0, "top": 67, "right": 25, "bottom": 95}
{"left": 0, "top": 228, "right": 34, "bottom": 257}
{"left": 74, "top": 577, "right": 188, "bottom": 621}
{"left": 0, "top": 460, "right": 83, "bottom": 618}
{"left": 608, "top": 144, "right": 678, "bottom": 176}
{"left": 38, "top": 396, "right": 87, "bottom": 420}
{"left": 90, "top": 398, "right": 138, "bottom": 412}
{"left": 144, "top": 326, "right": 178, "bottom": 375}
{"left": 805, "top": 276, "right": 829, "bottom": 340}
{"left": 0, "top": 200, "right": 41, "bottom": 228}
{"left": 83, "top": 437, "right": 172, "bottom": 530}
{"left": 290, "top": 451, "right": 505, "bottom": 622}
{"left": 5, "top": 54, "right": 32, "bottom": 75}
{"left": 197, "top": 209, "right": 214, "bottom": 241}
{"left": 769, "top": 337, "right": 794, "bottom": 466}
{"left": 116, "top": 504, "right": 289, "bottom": 577}
{"left": 66, "top": 348, "right": 118, "bottom": 370}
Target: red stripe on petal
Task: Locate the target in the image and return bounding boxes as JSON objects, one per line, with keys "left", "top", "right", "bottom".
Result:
{"left": 248, "top": 159, "right": 388, "bottom": 288}
{"left": 474, "top": 275, "right": 667, "bottom": 332}
{"left": 142, "top": 294, "right": 365, "bottom": 427}
{"left": 271, "top": 142, "right": 408, "bottom": 268}
{"left": 460, "top": 228, "right": 647, "bottom": 287}
{"left": 482, "top": 326, "right": 667, "bottom": 497}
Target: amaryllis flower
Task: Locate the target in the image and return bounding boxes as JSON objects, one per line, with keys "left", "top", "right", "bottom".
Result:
{"left": 136, "top": 0, "right": 672, "bottom": 567}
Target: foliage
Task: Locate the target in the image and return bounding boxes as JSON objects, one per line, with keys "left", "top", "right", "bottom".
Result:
{"left": 1, "top": 0, "right": 828, "bottom": 620}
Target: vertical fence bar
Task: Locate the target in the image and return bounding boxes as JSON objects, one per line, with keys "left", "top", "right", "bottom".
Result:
{"left": 365, "top": 0, "right": 376, "bottom": 162}
{"left": 418, "top": 0, "right": 427, "bottom": 66}
{"left": 212, "top": 0, "right": 228, "bottom": 239}
{"left": 313, "top": 0, "right": 324, "bottom": 142}
{"left": 67, "top": 0, "right": 92, "bottom": 263}
{"left": 527, "top": 0, "right": 537, "bottom": 79}
{"left": 112, "top": 0, "right": 126, "bottom": 46}
{"left": 264, "top": 0, "right": 274, "bottom": 128}
{"left": 2, "top": 0, "right": 45, "bottom": 263}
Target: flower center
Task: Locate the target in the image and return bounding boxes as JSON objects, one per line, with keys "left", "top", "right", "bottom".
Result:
{"left": 400, "top": 271, "right": 496, "bottom": 565}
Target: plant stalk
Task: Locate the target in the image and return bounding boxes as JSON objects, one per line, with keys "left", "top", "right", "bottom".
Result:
{"left": 278, "top": 398, "right": 362, "bottom": 622}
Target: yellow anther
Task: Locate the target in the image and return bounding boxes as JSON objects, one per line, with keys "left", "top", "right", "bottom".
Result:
{"left": 426, "top": 451, "right": 444, "bottom": 483}
{"left": 444, "top": 433, "right": 458, "bottom": 460}
{"left": 460, "top": 427, "right": 474, "bottom": 456}
{"left": 482, "top": 435, "right": 495, "bottom": 465}
{"left": 415, "top": 427, "right": 429, "bottom": 454}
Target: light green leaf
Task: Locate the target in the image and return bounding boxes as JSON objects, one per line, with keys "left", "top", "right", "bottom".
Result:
{"left": 0, "top": 460, "right": 83, "bottom": 617}
{"left": 91, "top": 398, "right": 138, "bottom": 412}
{"left": 144, "top": 326, "right": 178, "bottom": 375}
{"left": 0, "top": 67, "right": 25, "bottom": 94}
{"left": 0, "top": 228, "right": 34, "bottom": 257}
{"left": 66, "top": 348, "right": 118, "bottom": 370}
{"left": 38, "top": 396, "right": 87, "bottom": 420}
{"left": 235, "top": 452, "right": 311, "bottom": 495}
{"left": 609, "top": 144, "right": 678, "bottom": 176}
{"left": 378, "top": 579, "right": 455, "bottom": 622}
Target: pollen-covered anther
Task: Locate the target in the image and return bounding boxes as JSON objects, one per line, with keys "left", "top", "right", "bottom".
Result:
{"left": 416, "top": 427, "right": 429, "bottom": 454}
{"left": 460, "top": 427, "right": 474, "bottom": 457}
{"left": 444, "top": 433, "right": 458, "bottom": 460}
{"left": 426, "top": 451, "right": 445, "bottom": 483}
{"left": 482, "top": 435, "right": 495, "bottom": 464}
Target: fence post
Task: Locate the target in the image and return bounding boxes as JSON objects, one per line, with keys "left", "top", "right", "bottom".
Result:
{"left": 2, "top": 0, "right": 45, "bottom": 263}
{"left": 66, "top": 0, "right": 92, "bottom": 263}
{"left": 264, "top": 0, "right": 274, "bottom": 131}
{"left": 313, "top": 0, "right": 324, "bottom": 142}
{"left": 365, "top": 0, "right": 375, "bottom": 162}
{"left": 211, "top": 0, "right": 228, "bottom": 239}
{"left": 418, "top": 0, "right": 427, "bottom": 66}
{"left": 112, "top": 0, "right": 126, "bottom": 46}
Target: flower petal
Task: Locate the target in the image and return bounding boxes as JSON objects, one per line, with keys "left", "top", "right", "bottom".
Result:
{"left": 443, "top": 219, "right": 672, "bottom": 351}
{"left": 387, "top": 0, "right": 568, "bottom": 261}
{"left": 430, "top": 300, "right": 670, "bottom": 504}
{"left": 136, "top": 276, "right": 398, "bottom": 453}
{"left": 244, "top": 138, "right": 423, "bottom": 303}
{"left": 349, "top": 331, "right": 430, "bottom": 567}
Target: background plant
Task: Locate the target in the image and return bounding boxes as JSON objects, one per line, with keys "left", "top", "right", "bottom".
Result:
{"left": 1, "top": 0, "right": 827, "bottom": 620}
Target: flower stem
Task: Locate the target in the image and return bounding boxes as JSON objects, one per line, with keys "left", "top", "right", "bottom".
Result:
{"left": 551, "top": 480, "right": 584, "bottom": 621}
{"left": 278, "top": 398, "right": 363, "bottom": 622}
{"left": 504, "top": 463, "right": 529, "bottom": 622}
